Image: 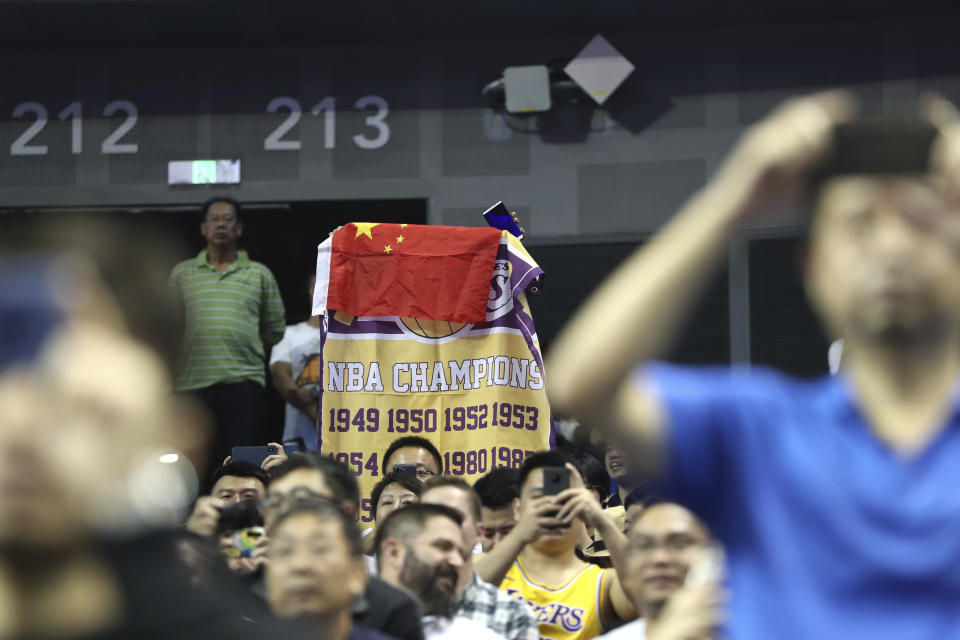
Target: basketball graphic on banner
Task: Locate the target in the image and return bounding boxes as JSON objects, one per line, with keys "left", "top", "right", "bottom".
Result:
{"left": 399, "top": 317, "right": 468, "bottom": 339}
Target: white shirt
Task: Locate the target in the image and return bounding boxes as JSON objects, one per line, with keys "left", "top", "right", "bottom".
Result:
{"left": 269, "top": 321, "right": 324, "bottom": 445}
{"left": 364, "top": 553, "right": 378, "bottom": 576}
{"left": 597, "top": 618, "right": 646, "bottom": 640}
{"left": 422, "top": 615, "right": 506, "bottom": 640}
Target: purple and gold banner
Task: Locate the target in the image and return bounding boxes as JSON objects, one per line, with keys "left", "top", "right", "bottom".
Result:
{"left": 317, "top": 233, "right": 552, "bottom": 523}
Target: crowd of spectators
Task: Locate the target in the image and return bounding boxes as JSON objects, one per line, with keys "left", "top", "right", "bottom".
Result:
{"left": 12, "top": 91, "right": 960, "bottom": 640}
{"left": 0, "top": 194, "right": 724, "bottom": 640}
{"left": 172, "top": 429, "right": 716, "bottom": 640}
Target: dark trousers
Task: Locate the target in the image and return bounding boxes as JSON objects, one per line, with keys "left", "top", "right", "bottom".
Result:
{"left": 194, "top": 381, "right": 265, "bottom": 482}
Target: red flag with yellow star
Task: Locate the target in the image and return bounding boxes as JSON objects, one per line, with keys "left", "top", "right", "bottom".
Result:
{"left": 322, "top": 222, "right": 502, "bottom": 324}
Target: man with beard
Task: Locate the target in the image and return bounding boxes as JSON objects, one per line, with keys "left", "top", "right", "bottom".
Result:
{"left": 376, "top": 503, "right": 505, "bottom": 640}
{"left": 266, "top": 498, "right": 392, "bottom": 640}
{"left": 419, "top": 476, "right": 538, "bottom": 640}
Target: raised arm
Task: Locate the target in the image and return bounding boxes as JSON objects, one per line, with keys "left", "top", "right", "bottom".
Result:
{"left": 545, "top": 92, "right": 856, "bottom": 473}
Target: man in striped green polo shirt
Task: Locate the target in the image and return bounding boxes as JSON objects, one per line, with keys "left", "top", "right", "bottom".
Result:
{"left": 169, "top": 197, "right": 286, "bottom": 470}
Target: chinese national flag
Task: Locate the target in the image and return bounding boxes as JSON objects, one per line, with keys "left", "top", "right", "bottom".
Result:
{"left": 320, "top": 223, "right": 502, "bottom": 324}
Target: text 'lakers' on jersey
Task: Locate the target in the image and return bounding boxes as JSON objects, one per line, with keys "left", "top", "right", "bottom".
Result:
{"left": 501, "top": 559, "right": 612, "bottom": 640}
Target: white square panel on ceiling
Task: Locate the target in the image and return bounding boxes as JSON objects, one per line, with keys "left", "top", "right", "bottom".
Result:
{"left": 504, "top": 65, "right": 552, "bottom": 113}
{"left": 564, "top": 34, "right": 635, "bottom": 105}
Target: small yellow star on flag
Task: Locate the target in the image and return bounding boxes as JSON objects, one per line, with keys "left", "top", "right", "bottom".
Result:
{"left": 384, "top": 245, "right": 393, "bottom": 254}
{"left": 353, "top": 222, "right": 380, "bottom": 239}
{"left": 400, "top": 224, "right": 408, "bottom": 228}
{"left": 396, "top": 235, "right": 405, "bottom": 244}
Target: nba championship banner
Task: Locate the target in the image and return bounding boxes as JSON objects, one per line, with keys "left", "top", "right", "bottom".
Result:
{"left": 313, "top": 224, "right": 552, "bottom": 524}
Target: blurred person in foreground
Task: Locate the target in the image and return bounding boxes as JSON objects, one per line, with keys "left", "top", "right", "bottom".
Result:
{"left": 0, "top": 247, "right": 289, "bottom": 638}
{"left": 548, "top": 92, "right": 960, "bottom": 638}
{"left": 376, "top": 503, "right": 504, "bottom": 640}
{"left": 266, "top": 454, "right": 425, "bottom": 640}
{"left": 473, "top": 468, "right": 520, "bottom": 553}
{"left": 420, "top": 476, "right": 538, "bottom": 640}
{"left": 168, "top": 197, "right": 286, "bottom": 472}
{"left": 475, "top": 452, "right": 636, "bottom": 640}
{"left": 266, "top": 498, "right": 392, "bottom": 640}
{"left": 599, "top": 502, "right": 721, "bottom": 640}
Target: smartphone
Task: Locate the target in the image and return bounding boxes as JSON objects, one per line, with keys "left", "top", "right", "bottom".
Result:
{"left": 826, "top": 116, "right": 937, "bottom": 177}
{"left": 394, "top": 463, "right": 418, "bottom": 477}
{"left": 684, "top": 544, "right": 725, "bottom": 587}
{"left": 542, "top": 466, "right": 570, "bottom": 496}
{"left": 482, "top": 201, "right": 524, "bottom": 239}
{"left": 283, "top": 438, "right": 306, "bottom": 454}
{"left": 231, "top": 445, "right": 277, "bottom": 467}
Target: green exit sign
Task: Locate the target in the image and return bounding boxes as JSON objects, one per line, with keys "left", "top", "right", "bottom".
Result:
{"left": 168, "top": 159, "right": 241, "bottom": 185}
{"left": 192, "top": 160, "right": 218, "bottom": 184}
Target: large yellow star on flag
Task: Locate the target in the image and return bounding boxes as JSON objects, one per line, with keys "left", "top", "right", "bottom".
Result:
{"left": 353, "top": 222, "right": 380, "bottom": 239}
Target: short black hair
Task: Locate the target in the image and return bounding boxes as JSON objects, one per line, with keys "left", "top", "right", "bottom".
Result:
{"left": 421, "top": 475, "right": 482, "bottom": 523}
{"left": 517, "top": 450, "right": 578, "bottom": 492}
{"left": 374, "top": 502, "right": 464, "bottom": 566}
{"left": 371, "top": 472, "right": 423, "bottom": 520}
{"left": 210, "top": 461, "right": 269, "bottom": 491}
{"left": 269, "top": 497, "right": 364, "bottom": 558}
{"left": 473, "top": 468, "right": 519, "bottom": 510}
{"left": 269, "top": 453, "right": 360, "bottom": 508}
{"left": 571, "top": 451, "right": 610, "bottom": 500}
{"left": 201, "top": 196, "right": 242, "bottom": 221}
{"left": 382, "top": 436, "right": 443, "bottom": 475}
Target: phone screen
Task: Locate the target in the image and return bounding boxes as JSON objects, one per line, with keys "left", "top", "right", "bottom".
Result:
{"left": 231, "top": 445, "right": 276, "bottom": 467}
{"left": 482, "top": 201, "right": 524, "bottom": 239}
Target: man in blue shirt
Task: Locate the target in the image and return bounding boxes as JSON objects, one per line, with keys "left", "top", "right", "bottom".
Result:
{"left": 547, "top": 92, "right": 960, "bottom": 639}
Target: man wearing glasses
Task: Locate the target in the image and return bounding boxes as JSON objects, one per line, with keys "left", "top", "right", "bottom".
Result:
{"left": 168, "top": 197, "right": 286, "bottom": 472}
{"left": 600, "top": 502, "right": 722, "bottom": 640}
{"left": 264, "top": 454, "right": 425, "bottom": 640}
{"left": 382, "top": 436, "right": 444, "bottom": 479}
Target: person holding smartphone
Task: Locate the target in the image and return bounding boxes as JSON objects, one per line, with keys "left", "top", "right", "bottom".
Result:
{"left": 547, "top": 92, "right": 960, "bottom": 639}
{"left": 475, "top": 451, "right": 636, "bottom": 640}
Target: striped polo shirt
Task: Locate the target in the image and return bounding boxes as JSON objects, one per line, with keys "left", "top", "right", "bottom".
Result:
{"left": 169, "top": 249, "right": 286, "bottom": 391}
